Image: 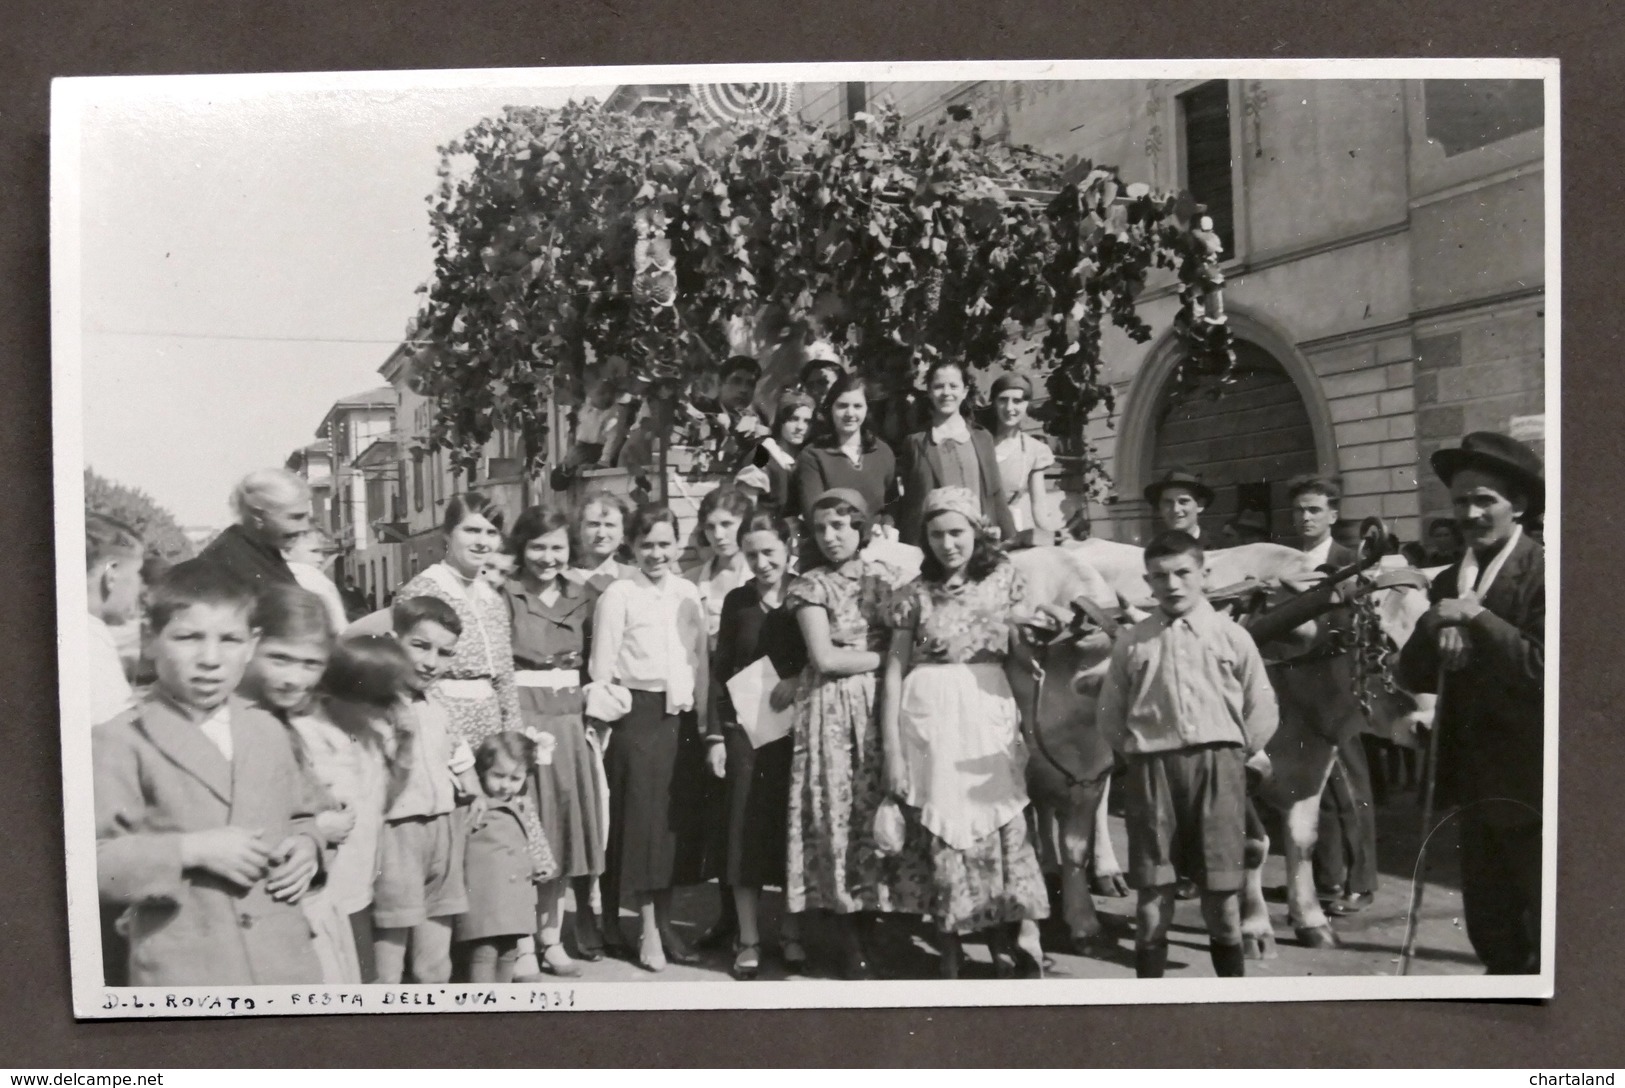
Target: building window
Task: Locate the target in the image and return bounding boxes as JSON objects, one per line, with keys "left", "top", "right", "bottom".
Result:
{"left": 381, "top": 558, "right": 389, "bottom": 600}
{"left": 413, "top": 451, "right": 424, "bottom": 513}
{"left": 1423, "top": 79, "right": 1543, "bottom": 157}
{"left": 845, "top": 82, "right": 866, "bottom": 121}
{"left": 1179, "top": 80, "right": 1235, "bottom": 258}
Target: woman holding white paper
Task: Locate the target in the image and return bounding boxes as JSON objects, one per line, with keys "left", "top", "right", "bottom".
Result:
{"left": 707, "top": 508, "right": 808, "bottom": 979}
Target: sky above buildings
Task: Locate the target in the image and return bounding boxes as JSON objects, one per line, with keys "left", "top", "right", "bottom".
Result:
{"left": 74, "top": 78, "right": 597, "bottom": 527}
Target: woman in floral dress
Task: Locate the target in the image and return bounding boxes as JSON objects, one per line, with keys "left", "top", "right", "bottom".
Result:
{"left": 394, "top": 493, "right": 521, "bottom": 745}
{"left": 786, "top": 487, "right": 931, "bottom": 979}
{"left": 881, "top": 486, "right": 1049, "bottom": 978}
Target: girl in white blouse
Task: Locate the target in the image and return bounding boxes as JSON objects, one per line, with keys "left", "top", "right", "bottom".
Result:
{"left": 588, "top": 503, "right": 712, "bottom": 972}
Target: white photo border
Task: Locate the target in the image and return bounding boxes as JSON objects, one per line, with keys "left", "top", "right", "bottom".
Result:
{"left": 51, "top": 56, "right": 1561, "bottom": 1018}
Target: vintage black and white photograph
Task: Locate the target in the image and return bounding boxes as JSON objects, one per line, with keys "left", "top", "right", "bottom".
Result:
{"left": 51, "top": 59, "right": 1557, "bottom": 1017}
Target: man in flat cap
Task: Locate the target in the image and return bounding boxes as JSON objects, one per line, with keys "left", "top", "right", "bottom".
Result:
{"left": 1398, "top": 431, "right": 1546, "bottom": 974}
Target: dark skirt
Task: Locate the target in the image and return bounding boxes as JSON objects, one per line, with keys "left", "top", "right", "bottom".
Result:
{"left": 722, "top": 727, "right": 793, "bottom": 889}
{"left": 603, "top": 689, "right": 709, "bottom": 898}
{"left": 518, "top": 688, "right": 606, "bottom": 880}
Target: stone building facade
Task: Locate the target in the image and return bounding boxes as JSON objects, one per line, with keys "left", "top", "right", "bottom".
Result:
{"left": 802, "top": 77, "right": 1546, "bottom": 544}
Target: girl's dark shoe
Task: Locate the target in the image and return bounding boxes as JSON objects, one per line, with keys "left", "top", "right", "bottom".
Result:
{"left": 660, "top": 928, "right": 699, "bottom": 966}
{"left": 780, "top": 938, "right": 808, "bottom": 972}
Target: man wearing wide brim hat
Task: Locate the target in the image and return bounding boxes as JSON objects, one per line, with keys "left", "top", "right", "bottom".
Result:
{"left": 1398, "top": 430, "right": 1546, "bottom": 975}
{"left": 1144, "top": 468, "right": 1215, "bottom": 540}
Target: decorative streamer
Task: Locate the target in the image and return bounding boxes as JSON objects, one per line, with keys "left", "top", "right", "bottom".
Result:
{"left": 693, "top": 83, "right": 798, "bottom": 126}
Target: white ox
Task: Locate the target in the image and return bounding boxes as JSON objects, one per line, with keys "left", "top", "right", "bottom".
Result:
{"left": 1012, "top": 540, "right": 1436, "bottom": 957}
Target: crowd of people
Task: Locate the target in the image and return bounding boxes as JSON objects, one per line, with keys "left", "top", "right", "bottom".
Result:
{"left": 83, "top": 354, "right": 1546, "bottom": 987}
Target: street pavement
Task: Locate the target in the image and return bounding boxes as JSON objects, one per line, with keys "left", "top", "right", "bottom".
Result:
{"left": 537, "top": 786, "right": 1483, "bottom": 983}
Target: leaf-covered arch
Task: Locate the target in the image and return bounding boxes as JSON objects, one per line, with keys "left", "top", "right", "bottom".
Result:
{"left": 414, "top": 92, "right": 1233, "bottom": 499}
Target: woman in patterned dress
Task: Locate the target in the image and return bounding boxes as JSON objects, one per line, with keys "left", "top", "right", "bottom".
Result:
{"left": 786, "top": 487, "right": 932, "bottom": 979}
{"left": 880, "top": 486, "right": 1049, "bottom": 978}
{"left": 502, "top": 505, "right": 606, "bottom": 977}
{"left": 394, "top": 493, "right": 520, "bottom": 745}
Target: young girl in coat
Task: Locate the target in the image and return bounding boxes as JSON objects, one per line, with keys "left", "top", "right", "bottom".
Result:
{"left": 456, "top": 732, "right": 560, "bottom": 982}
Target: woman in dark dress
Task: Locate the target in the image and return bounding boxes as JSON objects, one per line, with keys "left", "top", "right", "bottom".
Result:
{"left": 793, "top": 372, "right": 898, "bottom": 527}
{"left": 707, "top": 508, "right": 809, "bottom": 979}
{"left": 502, "top": 506, "right": 606, "bottom": 977}
{"left": 893, "top": 358, "right": 1017, "bottom": 547}
{"left": 737, "top": 389, "right": 816, "bottom": 514}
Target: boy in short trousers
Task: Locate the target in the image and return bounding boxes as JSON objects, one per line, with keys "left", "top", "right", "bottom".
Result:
{"left": 1097, "top": 530, "right": 1279, "bottom": 978}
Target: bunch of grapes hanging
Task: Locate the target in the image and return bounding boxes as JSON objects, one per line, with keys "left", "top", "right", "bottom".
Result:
{"left": 1170, "top": 210, "right": 1237, "bottom": 397}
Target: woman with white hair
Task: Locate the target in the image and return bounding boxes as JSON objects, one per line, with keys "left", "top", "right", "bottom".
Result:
{"left": 198, "top": 467, "right": 313, "bottom": 591}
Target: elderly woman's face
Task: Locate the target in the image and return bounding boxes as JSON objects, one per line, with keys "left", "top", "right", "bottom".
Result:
{"left": 579, "top": 502, "right": 624, "bottom": 563}
{"left": 446, "top": 512, "right": 503, "bottom": 578}
{"left": 252, "top": 490, "right": 312, "bottom": 551}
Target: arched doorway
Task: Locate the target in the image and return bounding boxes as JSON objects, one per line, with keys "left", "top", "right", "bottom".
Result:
{"left": 1113, "top": 309, "right": 1338, "bottom": 544}
{"left": 1148, "top": 340, "right": 1320, "bottom": 540}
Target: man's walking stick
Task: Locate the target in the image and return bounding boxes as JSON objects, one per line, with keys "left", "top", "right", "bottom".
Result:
{"left": 1397, "top": 664, "right": 1447, "bottom": 976}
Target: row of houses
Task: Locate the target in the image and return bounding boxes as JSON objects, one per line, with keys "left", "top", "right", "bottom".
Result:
{"left": 284, "top": 350, "right": 535, "bottom": 612}
{"left": 289, "top": 76, "right": 1546, "bottom": 607}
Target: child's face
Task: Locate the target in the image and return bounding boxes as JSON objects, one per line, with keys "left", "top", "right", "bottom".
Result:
{"left": 248, "top": 636, "right": 331, "bottom": 713}
{"left": 1147, "top": 551, "right": 1206, "bottom": 618}
{"left": 397, "top": 620, "right": 459, "bottom": 690}
{"left": 633, "top": 521, "right": 678, "bottom": 577}
{"left": 480, "top": 755, "right": 527, "bottom": 802}
{"left": 152, "top": 601, "right": 257, "bottom": 713}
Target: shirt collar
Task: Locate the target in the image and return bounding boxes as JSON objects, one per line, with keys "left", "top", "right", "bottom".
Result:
{"left": 1303, "top": 536, "right": 1333, "bottom": 569}
{"left": 1154, "top": 597, "right": 1217, "bottom": 631}
{"left": 931, "top": 414, "right": 972, "bottom": 445}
